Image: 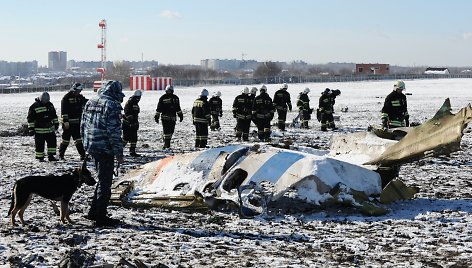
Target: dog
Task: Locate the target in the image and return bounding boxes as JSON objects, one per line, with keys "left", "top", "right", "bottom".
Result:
{"left": 8, "top": 160, "right": 96, "bottom": 226}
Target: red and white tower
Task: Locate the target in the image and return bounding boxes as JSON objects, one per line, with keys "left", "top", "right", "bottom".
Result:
{"left": 97, "top": 19, "right": 107, "bottom": 82}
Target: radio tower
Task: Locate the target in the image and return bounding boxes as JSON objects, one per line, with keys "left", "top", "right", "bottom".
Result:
{"left": 97, "top": 19, "right": 107, "bottom": 82}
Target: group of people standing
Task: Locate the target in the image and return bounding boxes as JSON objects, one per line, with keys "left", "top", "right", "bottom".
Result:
{"left": 25, "top": 79, "right": 409, "bottom": 227}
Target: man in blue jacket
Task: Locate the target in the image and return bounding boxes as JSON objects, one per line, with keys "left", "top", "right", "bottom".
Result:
{"left": 81, "top": 80, "right": 125, "bottom": 227}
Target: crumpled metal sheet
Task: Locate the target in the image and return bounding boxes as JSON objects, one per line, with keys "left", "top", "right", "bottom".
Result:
{"left": 365, "top": 98, "right": 472, "bottom": 166}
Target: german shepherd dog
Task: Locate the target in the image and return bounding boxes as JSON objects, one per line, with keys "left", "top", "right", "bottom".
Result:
{"left": 8, "top": 160, "right": 96, "bottom": 226}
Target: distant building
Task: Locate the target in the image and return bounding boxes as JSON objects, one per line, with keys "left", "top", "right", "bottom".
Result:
{"left": 355, "top": 63, "right": 390, "bottom": 75}
{"left": 48, "top": 51, "right": 67, "bottom": 71}
{"left": 424, "top": 67, "right": 449, "bottom": 75}
{"left": 0, "top": 60, "right": 38, "bottom": 76}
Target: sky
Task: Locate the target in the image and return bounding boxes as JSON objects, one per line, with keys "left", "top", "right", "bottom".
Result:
{"left": 1, "top": 0, "right": 472, "bottom": 67}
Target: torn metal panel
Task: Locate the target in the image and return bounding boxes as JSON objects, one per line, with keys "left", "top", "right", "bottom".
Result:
{"left": 112, "top": 144, "right": 383, "bottom": 215}
{"left": 365, "top": 99, "right": 472, "bottom": 166}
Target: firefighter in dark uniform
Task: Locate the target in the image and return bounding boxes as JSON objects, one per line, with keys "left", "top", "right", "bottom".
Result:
{"left": 253, "top": 85, "right": 275, "bottom": 141}
{"left": 122, "top": 89, "right": 142, "bottom": 156}
{"left": 192, "top": 89, "right": 211, "bottom": 148}
{"left": 273, "top": 83, "right": 292, "bottom": 131}
{"left": 59, "top": 82, "right": 88, "bottom": 160}
{"left": 318, "top": 88, "right": 341, "bottom": 131}
{"left": 27, "top": 92, "right": 59, "bottom": 161}
{"left": 232, "top": 87, "right": 253, "bottom": 141}
{"left": 155, "top": 85, "right": 183, "bottom": 149}
{"left": 249, "top": 87, "right": 258, "bottom": 128}
{"left": 381, "top": 80, "right": 409, "bottom": 129}
{"left": 297, "top": 88, "right": 313, "bottom": 129}
{"left": 209, "top": 91, "right": 223, "bottom": 131}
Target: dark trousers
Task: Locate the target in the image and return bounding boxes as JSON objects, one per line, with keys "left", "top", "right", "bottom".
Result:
{"left": 162, "top": 120, "right": 176, "bottom": 149}
{"left": 236, "top": 119, "right": 251, "bottom": 141}
{"left": 210, "top": 114, "right": 220, "bottom": 130}
{"left": 34, "top": 132, "right": 56, "bottom": 159}
{"left": 276, "top": 109, "right": 288, "bottom": 130}
{"left": 320, "top": 112, "right": 334, "bottom": 130}
{"left": 256, "top": 118, "right": 271, "bottom": 141}
{"left": 59, "top": 124, "right": 85, "bottom": 157}
{"left": 89, "top": 153, "right": 114, "bottom": 221}
{"left": 123, "top": 125, "right": 138, "bottom": 152}
{"left": 195, "top": 123, "right": 209, "bottom": 148}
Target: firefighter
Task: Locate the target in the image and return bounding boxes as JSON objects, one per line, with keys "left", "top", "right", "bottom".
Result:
{"left": 297, "top": 88, "right": 313, "bottom": 129}
{"left": 209, "top": 91, "right": 223, "bottom": 131}
{"left": 192, "top": 89, "right": 211, "bottom": 148}
{"left": 232, "top": 87, "right": 253, "bottom": 141}
{"left": 27, "top": 91, "right": 59, "bottom": 161}
{"left": 381, "top": 80, "right": 409, "bottom": 129}
{"left": 318, "top": 88, "right": 341, "bottom": 131}
{"left": 273, "top": 83, "right": 292, "bottom": 131}
{"left": 122, "top": 90, "right": 142, "bottom": 156}
{"left": 155, "top": 85, "right": 183, "bottom": 149}
{"left": 253, "top": 85, "right": 275, "bottom": 141}
{"left": 59, "top": 82, "right": 88, "bottom": 160}
{"left": 249, "top": 87, "right": 258, "bottom": 128}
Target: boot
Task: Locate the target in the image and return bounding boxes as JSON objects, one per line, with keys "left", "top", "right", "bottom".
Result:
{"left": 129, "top": 147, "right": 140, "bottom": 157}
{"left": 59, "top": 143, "right": 67, "bottom": 160}
{"left": 76, "top": 143, "right": 86, "bottom": 158}
{"left": 163, "top": 139, "right": 171, "bottom": 149}
{"left": 48, "top": 155, "right": 58, "bottom": 162}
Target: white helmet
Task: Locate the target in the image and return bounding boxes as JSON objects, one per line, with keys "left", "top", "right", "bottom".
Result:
{"left": 260, "top": 84, "right": 267, "bottom": 93}
{"left": 394, "top": 80, "right": 406, "bottom": 90}
{"left": 201, "top": 88, "right": 209, "bottom": 97}
{"left": 214, "top": 91, "right": 221, "bottom": 97}
{"left": 281, "top": 83, "right": 288, "bottom": 90}
{"left": 133, "top": 89, "right": 142, "bottom": 97}
{"left": 250, "top": 87, "right": 258, "bottom": 95}
{"left": 39, "top": 91, "right": 50, "bottom": 103}
{"left": 242, "top": 87, "right": 250, "bottom": 94}
{"left": 71, "top": 82, "right": 83, "bottom": 91}
{"left": 303, "top": 88, "right": 310, "bottom": 94}
{"left": 165, "top": 85, "right": 174, "bottom": 93}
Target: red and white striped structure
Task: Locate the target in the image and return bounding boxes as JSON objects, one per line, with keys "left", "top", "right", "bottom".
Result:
{"left": 130, "top": 75, "right": 173, "bottom": 91}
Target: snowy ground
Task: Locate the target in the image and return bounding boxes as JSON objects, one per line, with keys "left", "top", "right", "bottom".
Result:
{"left": 1, "top": 78, "right": 472, "bottom": 267}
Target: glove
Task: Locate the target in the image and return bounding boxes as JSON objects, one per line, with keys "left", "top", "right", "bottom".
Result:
{"left": 179, "top": 114, "right": 183, "bottom": 122}
{"left": 28, "top": 129, "right": 35, "bottom": 136}
{"left": 63, "top": 122, "right": 70, "bottom": 130}
{"left": 405, "top": 118, "right": 410, "bottom": 127}
{"left": 154, "top": 114, "right": 159, "bottom": 124}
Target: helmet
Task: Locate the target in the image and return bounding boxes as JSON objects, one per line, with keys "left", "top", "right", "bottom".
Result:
{"left": 303, "top": 88, "right": 310, "bottom": 94}
{"left": 201, "top": 88, "right": 209, "bottom": 97}
{"left": 324, "top": 88, "right": 330, "bottom": 94}
{"left": 242, "top": 87, "right": 250, "bottom": 94}
{"left": 40, "top": 91, "right": 50, "bottom": 103}
{"left": 250, "top": 87, "right": 258, "bottom": 95}
{"left": 394, "top": 80, "right": 406, "bottom": 90}
{"left": 260, "top": 85, "right": 267, "bottom": 93}
{"left": 71, "top": 82, "right": 83, "bottom": 91}
{"left": 165, "top": 85, "right": 174, "bottom": 93}
{"left": 281, "top": 83, "right": 288, "bottom": 90}
{"left": 214, "top": 91, "right": 221, "bottom": 97}
{"left": 133, "top": 90, "right": 142, "bottom": 97}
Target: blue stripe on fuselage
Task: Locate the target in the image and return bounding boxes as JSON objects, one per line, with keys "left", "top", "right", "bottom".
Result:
{"left": 251, "top": 152, "right": 304, "bottom": 183}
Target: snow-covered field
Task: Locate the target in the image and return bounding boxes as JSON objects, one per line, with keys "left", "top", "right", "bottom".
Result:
{"left": 1, "top": 78, "right": 472, "bottom": 267}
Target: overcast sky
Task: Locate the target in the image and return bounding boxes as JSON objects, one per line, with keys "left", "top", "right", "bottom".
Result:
{"left": 1, "top": 0, "right": 471, "bottom": 67}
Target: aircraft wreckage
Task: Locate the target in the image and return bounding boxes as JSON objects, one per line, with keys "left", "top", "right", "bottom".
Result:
{"left": 111, "top": 99, "right": 472, "bottom": 216}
